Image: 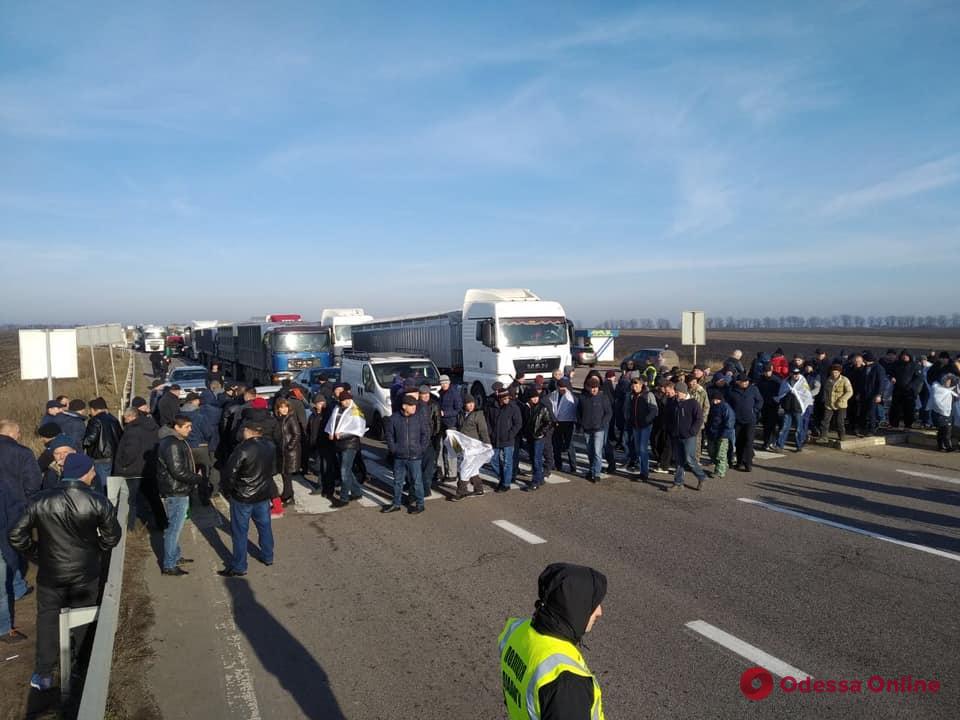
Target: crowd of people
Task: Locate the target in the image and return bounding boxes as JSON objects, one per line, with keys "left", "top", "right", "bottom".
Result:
{"left": 2, "top": 345, "right": 959, "bottom": 693}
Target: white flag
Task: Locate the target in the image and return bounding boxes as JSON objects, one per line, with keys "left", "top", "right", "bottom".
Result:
{"left": 445, "top": 429, "right": 493, "bottom": 481}
{"left": 325, "top": 404, "right": 368, "bottom": 438}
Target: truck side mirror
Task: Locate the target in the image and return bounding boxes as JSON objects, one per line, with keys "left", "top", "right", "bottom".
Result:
{"left": 478, "top": 320, "right": 495, "bottom": 348}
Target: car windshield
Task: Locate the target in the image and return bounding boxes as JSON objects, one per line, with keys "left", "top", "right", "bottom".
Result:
{"left": 311, "top": 368, "right": 340, "bottom": 383}
{"left": 170, "top": 369, "right": 207, "bottom": 383}
{"left": 499, "top": 317, "right": 568, "bottom": 347}
{"left": 333, "top": 325, "right": 352, "bottom": 344}
{"left": 273, "top": 331, "right": 331, "bottom": 352}
{"left": 372, "top": 362, "right": 440, "bottom": 388}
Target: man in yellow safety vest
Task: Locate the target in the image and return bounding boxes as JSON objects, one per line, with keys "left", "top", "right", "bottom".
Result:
{"left": 498, "top": 563, "right": 607, "bottom": 720}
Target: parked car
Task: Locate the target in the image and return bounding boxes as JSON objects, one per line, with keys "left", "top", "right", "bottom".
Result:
{"left": 571, "top": 344, "right": 597, "bottom": 367}
{"left": 620, "top": 348, "right": 680, "bottom": 371}
{"left": 162, "top": 365, "right": 209, "bottom": 396}
{"left": 340, "top": 352, "right": 440, "bottom": 440}
{"left": 294, "top": 367, "right": 341, "bottom": 398}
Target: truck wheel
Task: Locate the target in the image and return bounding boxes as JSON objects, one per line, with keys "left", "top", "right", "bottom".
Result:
{"left": 370, "top": 413, "right": 384, "bottom": 441}
{"left": 470, "top": 381, "right": 486, "bottom": 406}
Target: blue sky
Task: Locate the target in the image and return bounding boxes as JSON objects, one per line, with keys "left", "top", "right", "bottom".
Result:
{"left": 2, "top": 1, "right": 958, "bottom": 326}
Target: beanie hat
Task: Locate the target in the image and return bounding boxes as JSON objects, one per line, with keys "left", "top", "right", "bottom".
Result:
{"left": 250, "top": 397, "right": 268, "bottom": 410}
{"left": 708, "top": 388, "right": 724, "bottom": 402}
{"left": 46, "top": 399, "right": 61, "bottom": 410}
{"left": 402, "top": 396, "right": 418, "bottom": 407}
{"left": 605, "top": 370, "right": 617, "bottom": 378}
{"left": 131, "top": 396, "right": 147, "bottom": 409}
{"left": 38, "top": 423, "right": 61, "bottom": 439}
{"left": 830, "top": 363, "right": 842, "bottom": 371}
{"left": 586, "top": 377, "right": 600, "bottom": 388}
{"left": 340, "top": 391, "right": 353, "bottom": 401}
{"left": 418, "top": 384, "right": 431, "bottom": 394}
{"left": 49, "top": 435, "right": 74, "bottom": 452}
{"left": 736, "top": 374, "right": 750, "bottom": 382}
{"left": 63, "top": 453, "right": 94, "bottom": 479}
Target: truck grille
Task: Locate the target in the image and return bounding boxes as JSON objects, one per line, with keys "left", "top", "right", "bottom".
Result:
{"left": 513, "top": 357, "right": 560, "bottom": 375}
{"left": 288, "top": 358, "right": 318, "bottom": 370}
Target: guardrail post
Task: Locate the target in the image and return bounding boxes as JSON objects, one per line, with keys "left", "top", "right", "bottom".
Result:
{"left": 59, "top": 606, "right": 99, "bottom": 699}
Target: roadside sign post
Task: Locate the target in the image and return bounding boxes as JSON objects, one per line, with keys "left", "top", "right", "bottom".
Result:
{"left": 108, "top": 343, "right": 118, "bottom": 396}
{"left": 19, "top": 329, "right": 79, "bottom": 398}
{"left": 90, "top": 342, "right": 99, "bottom": 397}
{"left": 681, "top": 311, "right": 706, "bottom": 367}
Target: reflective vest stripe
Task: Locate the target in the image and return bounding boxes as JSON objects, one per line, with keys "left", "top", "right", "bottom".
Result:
{"left": 525, "top": 653, "right": 591, "bottom": 720}
{"left": 499, "top": 618, "right": 526, "bottom": 655}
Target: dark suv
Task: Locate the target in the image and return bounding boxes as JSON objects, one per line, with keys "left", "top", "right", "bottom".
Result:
{"left": 620, "top": 348, "right": 680, "bottom": 371}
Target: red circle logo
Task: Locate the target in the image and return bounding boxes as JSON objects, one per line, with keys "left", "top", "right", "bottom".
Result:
{"left": 740, "top": 667, "right": 774, "bottom": 701}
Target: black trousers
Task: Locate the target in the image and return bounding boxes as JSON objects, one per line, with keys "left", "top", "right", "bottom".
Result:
{"left": 889, "top": 390, "right": 916, "bottom": 428}
{"left": 820, "top": 408, "right": 847, "bottom": 440}
{"left": 761, "top": 406, "right": 780, "bottom": 447}
{"left": 734, "top": 422, "right": 756, "bottom": 469}
{"left": 35, "top": 579, "right": 100, "bottom": 676}
{"left": 542, "top": 426, "right": 555, "bottom": 473}
{"left": 552, "top": 422, "right": 576, "bottom": 472}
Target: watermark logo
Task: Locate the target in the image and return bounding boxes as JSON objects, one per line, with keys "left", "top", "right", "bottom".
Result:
{"left": 739, "top": 668, "right": 941, "bottom": 701}
{"left": 740, "top": 667, "right": 774, "bottom": 701}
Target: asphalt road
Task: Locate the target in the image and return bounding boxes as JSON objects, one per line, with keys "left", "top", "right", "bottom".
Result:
{"left": 136, "top": 406, "right": 960, "bottom": 720}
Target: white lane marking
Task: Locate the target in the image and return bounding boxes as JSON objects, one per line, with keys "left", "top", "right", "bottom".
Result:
{"left": 685, "top": 620, "right": 811, "bottom": 679}
{"left": 738, "top": 497, "right": 960, "bottom": 563}
{"left": 189, "top": 525, "right": 263, "bottom": 720}
{"left": 896, "top": 469, "right": 960, "bottom": 486}
{"left": 492, "top": 520, "right": 547, "bottom": 545}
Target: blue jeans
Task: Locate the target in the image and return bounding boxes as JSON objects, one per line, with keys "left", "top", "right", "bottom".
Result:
{"left": 161, "top": 496, "right": 190, "bottom": 570}
{"left": 340, "top": 447, "right": 362, "bottom": 501}
{"left": 778, "top": 411, "right": 806, "bottom": 449}
{"left": 530, "top": 439, "right": 545, "bottom": 486}
{"left": 1, "top": 553, "right": 13, "bottom": 635}
{"left": 674, "top": 436, "right": 705, "bottom": 486}
{"left": 229, "top": 500, "right": 274, "bottom": 573}
{"left": 393, "top": 458, "right": 424, "bottom": 509}
{"left": 585, "top": 431, "right": 604, "bottom": 477}
{"left": 94, "top": 461, "right": 110, "bottom": 495}
{"left": 490, "top": 446, "right": 515, "bottom": 488}
{"left": 630, "top": 426, "right": 652, "bottom": 475}
{"left": 12, "top": 561, "right": 29, "bottom": 600}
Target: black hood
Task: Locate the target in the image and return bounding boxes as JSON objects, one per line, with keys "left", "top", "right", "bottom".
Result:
{"left": 531, "top": 563, "right": 607, "bottom": 644}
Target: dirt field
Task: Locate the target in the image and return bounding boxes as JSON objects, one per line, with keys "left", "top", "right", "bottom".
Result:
{"left": 613, "top": 328, "right": 960, "bottom": 368}
{"left": 0, "top": 332, "right": 130, "bottom": 453}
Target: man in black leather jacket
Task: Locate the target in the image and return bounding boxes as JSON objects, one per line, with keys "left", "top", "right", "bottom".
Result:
{"left": 81, "top": 397, "right": 121, "bottom": 494}
{"left": 8, "top": 453, "right": 121, "bottom": 691}
{"left": 218, "top": 424, "right": 275, "bottom": 577}
{"left": 156, "top": 415, "right": 202, "bottom": 576}
{"left": 522, "top": 389, "right": 556, "bottom": 491}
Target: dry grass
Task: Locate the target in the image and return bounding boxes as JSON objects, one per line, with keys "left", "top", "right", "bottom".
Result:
{"left": 0, "top": 332, "right": 131, "bottom": 453}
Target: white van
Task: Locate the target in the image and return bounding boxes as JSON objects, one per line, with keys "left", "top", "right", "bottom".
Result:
{"left": 339, "top": 352, "right": 441, "bottom": 439}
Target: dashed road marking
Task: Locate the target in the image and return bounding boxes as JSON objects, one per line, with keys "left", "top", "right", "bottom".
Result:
{"left": 738, "top": 497, "right": 960, "bottom": 562}
{"left": 491, "top": 520, "right": 547, "bottom": 545}
{"left": 896, "top": 469, "right": 960, "bottom": 486}
{"left": 685, "top": 620, "right": 811, "bottom": 679}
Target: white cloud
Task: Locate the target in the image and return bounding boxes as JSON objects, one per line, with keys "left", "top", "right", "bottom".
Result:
{"left": 823, "top": 154, "right": 960, "bottom": 215}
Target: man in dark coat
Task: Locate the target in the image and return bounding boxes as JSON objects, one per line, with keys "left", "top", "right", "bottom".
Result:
{"left": 855, "top": 352, "right": 885, "bottom": 436}
{"left": 114, "top": 407, "right": 165, "bottom": 530}
{"left": 418, "top": 385, "right": 443, "bottom": 490}
{"left": 576, "top": 378, "right": 612, "bottom": 483}
{"left": 154, "top": 385, "right": 182, "bottom": 428}
{"left": 756, "top": 365, "right": 782, "bottom": 451}
{"left": 486, "top": 389, "right": 523, "bottom": 491}
{"left": 81, "top": 397, "right": 122, "bottom": 494}
{"left": 58, "top": 400, "right": 88, "bottom": 449}
{"left": 726, "top": 375, "right": 763, "bottom": 471}
{"left": 437, "top": 375, "right": 463, "bottom": 481}
{"left": 9, "top": 453, "right": 121, "bottom": 690}
{"left": 383, "top": 396, "right": 430, "bottom": 514}
{"left": 889, "top": 350, "right": 923, "bottom": 429}
{"left": 663, "top": 382, "right": 706, "bottom": 491}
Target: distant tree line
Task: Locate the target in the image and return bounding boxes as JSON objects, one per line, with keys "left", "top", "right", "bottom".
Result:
{"left": 595, "top": 315, "right": 960, "bottom": 331}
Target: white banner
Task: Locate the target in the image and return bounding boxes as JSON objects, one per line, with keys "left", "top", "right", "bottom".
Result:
{"left": 325, "top": 404, "right": 368, "bottom": 438}
{"left": 445, "top": 429, "right": 494, "bottom": 481}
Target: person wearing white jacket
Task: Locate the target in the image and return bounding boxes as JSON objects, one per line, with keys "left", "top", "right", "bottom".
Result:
{"left": 548, "top": 379, "right": 579, "bottom": 473}
{"left": 927, "top": 375, "right": 959, "bottom": 452}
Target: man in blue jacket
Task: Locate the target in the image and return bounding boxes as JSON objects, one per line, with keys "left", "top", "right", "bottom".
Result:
{"left": 486, "top": 389, "right": 523, "bottom": 492}
{"left": 577, "top": 377, "right": 612, "bottom": 483}
{"left": 726, "top": 375, "right": 763, "bottom": 472}
{"left": 180, "top": 393, "right": 218, "bottom": 504}
{"left": 705, "top": 389, "right": 736, "bottom": 478}
{"left": 383, "top": 396, "right": 430, "bottom": 514}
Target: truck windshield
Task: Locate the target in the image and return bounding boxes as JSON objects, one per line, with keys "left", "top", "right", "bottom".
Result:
{"left": 273, "top": 332, "right": 331, "bottom": 353}
{"left": 145, "top": 330, "right": 164, "bottom": 338}
{"left": 499, "top": 317, "right": 568, "bottom": 347}
{"left": 372, "top": 362, "right": 440, "bottom": 389}
{"left": 334, "top": 325, "right": 353, "bottom": 344}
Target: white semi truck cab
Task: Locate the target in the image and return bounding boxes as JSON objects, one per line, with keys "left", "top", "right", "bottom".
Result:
{"left": 462, "top": 289, "right": 572, "bottom": 396}
{"left": 321, "top": 308, "right": 373, "bottom": 361}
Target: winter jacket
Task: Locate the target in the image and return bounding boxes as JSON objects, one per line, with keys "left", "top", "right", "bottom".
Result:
{"left": 823, "top": 375, "right": 854, "bottom": 410}
{"left": 862, "top": 364, "right": 885, "bottom": 402}
{"left": 439, "top": 386, "right": 464, "bottom": 429}
{"left": 690, "top": 385, "right": 709, "bottom": 425}
{"left": 705, "top": 401, "right": 736, "bottom": 441}
{"left": 57, "top": 412, "right": 87, "bottom": 448}
{"left": 0, "top": 434, "right": 42, "bottom": 506}
{"left": 726, "top": 384, "right": 763, "bottom": 424}
{"left": 486, "top": 401, "right": 523, "bottom": 448}
{"left": 419, "top": 398, "right": 443, "bottom": 443}
{"left": 664, "top": 397, "right": 703, "bottom": 439}
{"left": 626, "top": 391, "right": 658, "bottom": 429}
{"left": 529, "top": 563, "right": 608, "bottom": 720}
{"left": 156, "top": 428, "right": 202, "bottom": 497}
{"left": 756, "top": 376, "right": 782, "bottom": 408}
{"left": 547, "top": 390, "right": 578, "bottom": 423}
{"left": 221, "top": 437, "right": 276, "bottom": 504}
{"left": 236, "top": 407, "right": 281, "bottom": 452}
{"left": 891, "top": 359, "right": 923, "bottom": 395}
{"left": 577, "top": 393, "right": 612, "bottom": 433}
{"left": 306, "top": 405, "right": 334, "bottom": 453}
{"left": 82, "top": 412, "right": 122, "bottom": 462}
{"left": 113, "top": 414, "right": 159, "bottom": 478}
{"left": 524, "top": 402, "right": 556, "bottom": 441}
{"left": 0, "top": 479, "right": 24, "bottom": 567}
{"left": 155, "top": 390, "right": 181, "bottom": 428}
{"left": 459, "top": 409, "right": 491, "bottom": 445}
{"left": 8, "top": 480, "right": 121, "bottom": 587}
{"left": 180, "top": 405, "right": 216, "bottom": 450}
{"left": 279, "top": 413, "right": 302, "bottom": 474}
{"left": 725, "top": 357, "right": 745, "bottom": 375}
{"left": 386, "top": 411, "right": 430, "bottom": 460}
{"left": 805, "top": 373, "right": 822, "bottom": 399}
